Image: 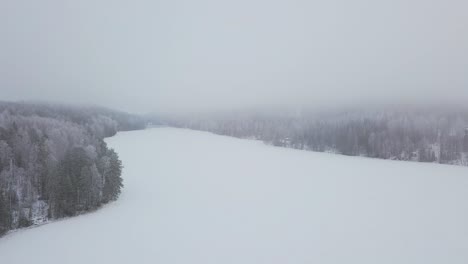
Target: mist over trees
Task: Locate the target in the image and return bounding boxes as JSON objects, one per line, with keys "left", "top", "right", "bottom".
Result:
{"left": 3, "top": 101, "right": 468, "bottom": 237}
{"left": 0, "top": 102, "right": 145, "bottom": 235}
{"left": 161, "top": 107, "right": 468, "bottom": 166}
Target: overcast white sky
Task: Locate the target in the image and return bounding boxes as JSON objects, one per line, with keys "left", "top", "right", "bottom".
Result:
{"left": 1, "top": 0, "right": 467, "bottom": 113}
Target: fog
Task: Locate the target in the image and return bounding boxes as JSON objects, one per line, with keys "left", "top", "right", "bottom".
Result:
{"left": 1, "top": 0, "right": 467, "bottom": 114}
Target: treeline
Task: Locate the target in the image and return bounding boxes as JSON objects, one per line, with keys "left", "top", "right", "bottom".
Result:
{"left": 162, "top": 107, "right": 468, "bottom": 166}
{"left": 0, "top": 102, "right": 145, "bottom": 235}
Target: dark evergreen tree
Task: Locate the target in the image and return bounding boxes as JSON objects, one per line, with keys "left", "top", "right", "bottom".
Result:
{"left": 102, "top": 150, "right": 123, "bottom": 203}
{"left": 0, "top": 193, "right": 10, "bottom": 235}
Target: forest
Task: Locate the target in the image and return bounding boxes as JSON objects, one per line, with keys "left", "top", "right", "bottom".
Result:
{"left": 4, "top": 102, "right": 468, "bottom": 236}
{"left": 162, "top": 106, "right": 468, "bottom": 166}
{"left": 0, "top": 102, "right": 145, "bottom": 235}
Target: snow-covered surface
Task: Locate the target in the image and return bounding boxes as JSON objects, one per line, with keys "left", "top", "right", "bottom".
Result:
{"left": 1, "top": 127, "right": 468, "bottom": 263}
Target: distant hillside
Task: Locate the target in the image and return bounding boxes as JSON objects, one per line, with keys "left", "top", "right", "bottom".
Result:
{"left": 161, "top": 106, "right": 468, "bottom": 166}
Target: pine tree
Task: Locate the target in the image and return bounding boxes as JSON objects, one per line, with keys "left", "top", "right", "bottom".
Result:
{"left": 102, "top": 149, "right": 123, "bottom": 202}
{"left": 0, "top": 193, "right": 9, "bottom": 235}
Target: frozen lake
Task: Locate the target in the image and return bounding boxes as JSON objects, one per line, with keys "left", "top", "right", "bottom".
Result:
{"left": 1, "top": 127, "right": 468, "bottom": 263}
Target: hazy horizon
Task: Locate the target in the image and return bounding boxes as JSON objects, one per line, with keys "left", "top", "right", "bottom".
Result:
{"left": 2, "top": 2, "right": 468, "bottom": 261}
{"left": 2, "top": 0, "right": 467, "bottom": 114}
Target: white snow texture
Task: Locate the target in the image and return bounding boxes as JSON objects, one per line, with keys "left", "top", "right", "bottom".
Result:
{"left": 1, "top": 127, "right": 468, "bottom": 264}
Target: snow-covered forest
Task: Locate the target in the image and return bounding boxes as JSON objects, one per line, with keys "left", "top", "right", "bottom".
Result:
{"left": 161, "top": 106, "right": 468, "bottom": 166}
{"left": 0, "top": 102, "right": 145, "bottom": 235}
{"left": 2, "top": 127, "right": 468, "bottom": 264}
